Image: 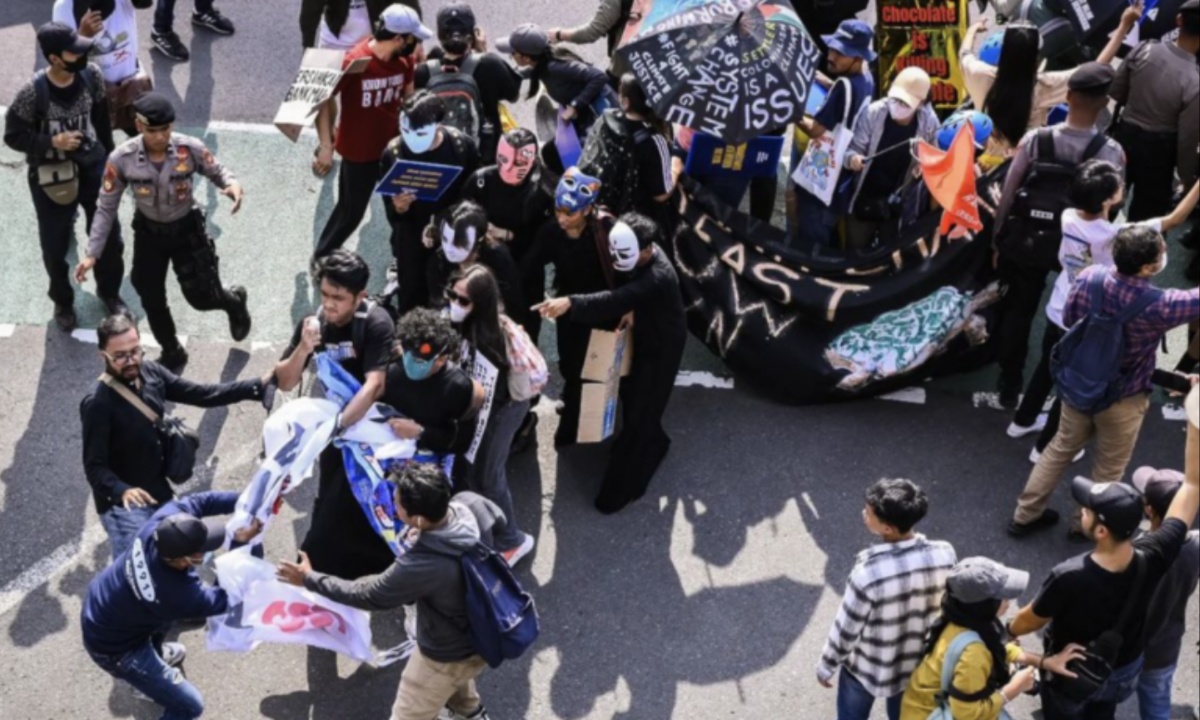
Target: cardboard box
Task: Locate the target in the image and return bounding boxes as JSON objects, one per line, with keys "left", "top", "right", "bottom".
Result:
{"left": 274, "top": 49, "right": 370, "bottom": 142}
{"left": 578, "top": 329, "right": 633, "bottom": 443}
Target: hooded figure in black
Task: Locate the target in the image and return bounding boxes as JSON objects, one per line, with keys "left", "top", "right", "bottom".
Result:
{"left": 535, "top": 212, "right": 686, "bottom": 514}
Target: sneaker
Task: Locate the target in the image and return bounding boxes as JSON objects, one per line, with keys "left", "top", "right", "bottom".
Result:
{"left": 1006, "top": 413, "right": 1047, "bottom": 439}
{"left": 160, "top": 641, "right": 187, "bottom": 667}
{"left": 150, "top": 30, "right": 190, "bottom": 61}
{"left": 1007, "top": 508, "right": 1061, "bottom": 538}
{"left": 158, "top": 345, "right": 189, "bottom": 373}
{"left": 439, "top": 706, "right": 493, "bottom": 720}
{"left": 1029, "top": 447, "right": 1086, "bottom": 465}
{"left": 100, "top": 294, "right": 130, "bottom": 319}
{"left": 53, "top": 303, "right": 77, "bottom": 332}
{"left": 226, "top": 285, "right": 252, "bottom": 341}
{"left": 192, "top": 8, "right": 235, "bottom": 35}
{"left": 501, "top": 533, "right": 535, "bottom": 567}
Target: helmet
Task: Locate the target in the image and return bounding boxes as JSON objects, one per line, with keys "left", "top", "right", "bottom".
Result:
{"left": 937, "top": 111, "right": 994, "bottom": 151}
{"left": 978, "top": 30, "right": 1006, "bottom": 66}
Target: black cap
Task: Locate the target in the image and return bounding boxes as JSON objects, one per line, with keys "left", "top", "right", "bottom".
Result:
{"left": 1183, "top": 0, "right": 1198, "bottom": 11}
{"left": 133, "top": 92, "right": 176, "bottom": 127}
{"left": 1132, "top": 467, "right": 1185, "bottom": 519}
{"left": 437, "top": 2, "right": 476, "bottom": 36}
{"left": 1068, "top": 62, "right": 1116, "bottom": 92}
{"left": 1071, "top": 477, "right": 1145, "bottom": 539}
{"left": 37, "top": 22, "right": 93, "bottom": 58}
{"left": 154, "top": 513, "right": 226, "bottom": 558}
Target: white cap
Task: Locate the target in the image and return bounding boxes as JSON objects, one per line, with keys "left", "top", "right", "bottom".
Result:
{"left": 380, "top": 5, "right": 433, "bottom": 40}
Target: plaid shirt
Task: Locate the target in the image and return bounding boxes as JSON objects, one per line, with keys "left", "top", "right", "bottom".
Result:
{"left": 817, "top": 535, "right": 957, "bottom": 698}
{"left": 1064, "top": 266, "right": 1200, "bottom": 398}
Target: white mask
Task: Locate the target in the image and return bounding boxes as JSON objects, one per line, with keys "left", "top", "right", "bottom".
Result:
{"left": 888, "top": 98, "right": 916, "bottom": 122}
{"left": 400, "top": 116, "right": 438, "bottom": 154}
{"left": 448, "top": 302, "right": 471, "bottom": 324}
{"left": 441, "top": 222, "right": 475, "bottom": 265}
{"left": 608, "top": 221, "right": 640, "bottom": 272}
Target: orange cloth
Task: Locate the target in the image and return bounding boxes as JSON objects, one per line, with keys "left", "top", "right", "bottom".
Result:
{"left": 917, "top": 124, "right": 983, "bottom": 237}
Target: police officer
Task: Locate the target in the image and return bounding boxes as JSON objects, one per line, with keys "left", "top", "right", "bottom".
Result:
{"left": 76, "top": 93, "right": 250, "bottom": 371}
{"left": 1110, "top": 0, "right": 1200, "bottom": 221}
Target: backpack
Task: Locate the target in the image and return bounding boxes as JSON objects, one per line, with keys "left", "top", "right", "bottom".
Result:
{"left": 927, "top": 631, "right": 1014, "bottom": 720}
{"left": 426, "top": 55, "right": 486, "bottom": 144}
{"left": 349, "top": 297, "right": 398, "bottom": 353}
{"left": 459, "top": 541, "right": 540, "bottom": 668}
{"left": 579, "top": 109, "right": 650, "bottom": 215}
{"left": 1051, "top": 271, "right": 1162, "bottom": 414}
{"left": 997, "top": 129, "right": 1109, "bottom": 272}
{"left": 500, "top": 315, "right": 548, "bottom": 401}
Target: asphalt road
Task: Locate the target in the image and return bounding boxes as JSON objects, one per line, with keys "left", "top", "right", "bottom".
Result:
{"left": 0, "top": 1, "right": 1197, "bottom": 719}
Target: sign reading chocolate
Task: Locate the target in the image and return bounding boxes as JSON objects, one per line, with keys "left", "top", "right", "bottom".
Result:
{"left": 875, "top": 0, "right": 969, "bottom": 114}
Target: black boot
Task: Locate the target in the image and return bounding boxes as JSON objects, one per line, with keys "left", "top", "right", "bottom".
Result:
{"left": 226, "top": 285, "right": 252, "bottom": 341}
{"left": 158, "top": 344, "right": 189, "bottom": 373}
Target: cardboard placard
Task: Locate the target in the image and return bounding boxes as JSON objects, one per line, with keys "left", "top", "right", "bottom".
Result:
{"left": 465, "top": 350, "right": 499, "bottom": 464}
{"left": 578, "top": 329, "right": 633, "bottom": 444}
{"left": 274, "top": 49, "right": 370, "bottom": 143}
{"left": 374, "top": 160, "right": 463, "bottom": 202}
{"left": 875, "top": 0, "right": 969, "bottom": 115}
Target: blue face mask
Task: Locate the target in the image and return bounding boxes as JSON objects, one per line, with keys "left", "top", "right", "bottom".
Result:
{"left": 402, "top": 351, "right": 438, "bottom": 381}
{"left": 400, "top": 116, "right": 438, "bottom": 154}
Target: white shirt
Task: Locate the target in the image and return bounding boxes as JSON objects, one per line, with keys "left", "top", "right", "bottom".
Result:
{"left": 317, "top": 0, "right": 372, "bottom": 51}
{"left": 52, "top": 0, "right": 140, "bottom": 84}
{"left": 1046, "top": 209, "right": 1162, "bottom": 328}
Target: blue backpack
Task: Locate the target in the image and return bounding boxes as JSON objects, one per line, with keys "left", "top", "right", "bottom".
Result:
{"left": 459, "top": 542, "right": 540, "bottom": 668}
{"left": 927, "top": 631, "right": 1013, "bottom": 720}
{"left": 1051, "top": 272, "right": 1161, "bottom": 414}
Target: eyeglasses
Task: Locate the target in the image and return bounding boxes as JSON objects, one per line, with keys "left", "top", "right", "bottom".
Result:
{"left": 103, "top": 346, "right": 144, "bottom": 366}
{"left": 444, "top": 288, "right": 473, "bottom": 307}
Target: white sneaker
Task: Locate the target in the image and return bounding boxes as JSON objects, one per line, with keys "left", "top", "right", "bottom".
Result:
{"left": 439, "top": 707, "right": 493, "bottom": 720}
{"left": 1029, "top": 447, "right": 1086, "bottom": 464}
{"left": 161, "top": 641, "right": 186, "bottom": 667}
{"left": 501, "top": 533, "right": 535, "bottom": 567}
{"left": 1006, "top": 413, "right": 1048, "bottom": 438}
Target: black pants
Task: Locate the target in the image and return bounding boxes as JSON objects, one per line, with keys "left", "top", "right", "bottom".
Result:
{"left": 389, "top": 212, "right": 434, "bottom": 314}
{"left": 314, "top": 159, "right": 382, "bottom": 259}
{"left": 1115, "top": 123, "right": 1177, "bottom": 223}
{"left": 554, "top": 321, "right": 592, "bottom": 445}
{"left": 28, "top": 161, "right": 125, "bottom": 307}
{"left": 301, "top": 448, "right": 395, "bottom": 580}
{"left": 130, "top": 210, "right": 237, "bottom": 351}
{"left": 996, "top": 256, "right": 1050, "bottom": 390}
{"left": 1014, "top": 322, "right": 1065, "bottom": 450}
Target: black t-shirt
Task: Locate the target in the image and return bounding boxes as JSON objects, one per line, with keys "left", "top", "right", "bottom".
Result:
{"left": 283, "top": 303, "right": 396, "bottom": 383}
{"left": 522, "top": 215, "right": 613, "bottom": 300}
{"left": 380, "top": 126, "right": 480, "bottom": 224}
{"left": 381, "top": 362, "right": 475, "bottom": 454}
{"left": 619, "top": 115, "right": 672, "bottom": 200}
{"left": 461, "top": 167, "right": 554, "bottom": 261}
{"left": 416, "top": 50, "right": 522, "bottom": 142}
{"left": 860, "top": 115, "right": 919, "bottom": 201}
{"left": 1032, "top": 518, "right": 1191, "bottom": 668}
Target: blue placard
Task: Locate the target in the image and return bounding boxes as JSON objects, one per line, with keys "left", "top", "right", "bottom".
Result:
{"left": 806, "top": 83, "right": 829, "bottom": 116}
{"left": 684, "top": 134, "right": 785, "bottom": 180}
{"left": 374, "top": 160, "right": 462, "bottom": 202}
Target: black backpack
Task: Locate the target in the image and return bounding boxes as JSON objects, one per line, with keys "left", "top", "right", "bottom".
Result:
{"left": 997, "top": 128, "right": 1109, "bottom": 272}
{"left": 426, "top": 55, "right": 486, "bottom": 145}
{"left": 579, "top": 109, "right": 650, "bottom": 216}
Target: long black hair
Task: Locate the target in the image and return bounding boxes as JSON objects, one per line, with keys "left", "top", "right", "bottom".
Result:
{"left": 450, "top": 264, "right": 510, "bottom": 372}
{"left": 922, "top": 593, "right": 1012, "bottom": 696}
{"left": 524, "top": 45, "right": 590, "bottom": 100}
{"left": 982, "top": 24, "right": 1039, "bottom": 147}
{"left": 619, "top": 73, "right": 670, "bottom": 138}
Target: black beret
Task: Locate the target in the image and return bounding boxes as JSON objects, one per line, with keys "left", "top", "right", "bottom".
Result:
{"left": 1068, "top": 62, "right": 1115, "bottom": 92}
{"left": 133, "top": 92, "right": 176, "bottom": 126}
{"left": 1182, "top": 0, "right": 1198, "bottom": 12}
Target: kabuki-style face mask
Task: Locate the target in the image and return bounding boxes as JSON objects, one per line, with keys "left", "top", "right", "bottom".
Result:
{"left": 400, "top": 115, "right": 438, "bottom": 154}
{"left": 496, "top": 136, "right": 537, "bottom": 186}
{"left": 608, "top": 221, "right": 640, "bottom": 272}
{"left": 440, "top": 219, "right": 477, "bottom": 265}
{"left": 555, "top": 167, "right": 601, "bottom": 213}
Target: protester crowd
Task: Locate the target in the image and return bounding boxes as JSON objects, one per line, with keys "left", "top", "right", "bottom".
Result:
{"left": 3, "top": 0, "right": 1200, "bottom": 718}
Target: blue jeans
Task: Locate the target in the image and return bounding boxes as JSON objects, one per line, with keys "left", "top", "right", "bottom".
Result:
{"left": 88, "top": 640, "right": 205, "bottom": 719}
{"left": 154, "top": 0, "right": 214, "bottom": 33}
{"left": 837, "top": 670, "right": 901, "bottom": 720}
{"left": 99, "top": 504, "right": 161, "bottom": 561}
{"left": 1136, "top": 663, "right": 1177, "bottom": 720}
{"left": 1041, "top": 655, "right": 1144, "bottom": 720}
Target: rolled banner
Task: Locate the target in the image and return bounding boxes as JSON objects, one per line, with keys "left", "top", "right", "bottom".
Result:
{"left": 1187, "top": 385, "right": 1197, "bottom": 484}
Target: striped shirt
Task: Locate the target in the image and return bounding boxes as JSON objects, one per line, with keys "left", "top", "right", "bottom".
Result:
{"left": 817, "top": 535, "right": 957, "bottom": 698}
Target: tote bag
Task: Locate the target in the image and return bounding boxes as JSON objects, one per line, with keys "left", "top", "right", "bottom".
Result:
{"left": 792, "top": 78, "right": 855, "bottom": 207}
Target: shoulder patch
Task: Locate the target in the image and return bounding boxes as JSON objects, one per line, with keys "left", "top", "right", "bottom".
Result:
{"left": 102, "top": 163, "right": 118, "bottom": 193}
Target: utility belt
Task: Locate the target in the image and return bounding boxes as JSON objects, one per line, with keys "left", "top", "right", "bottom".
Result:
{"left": 133, "top": 208, "right": 205, "bottom": 237}
{"left": 1116, "top": 121, "right": 1178, "bottom": 146}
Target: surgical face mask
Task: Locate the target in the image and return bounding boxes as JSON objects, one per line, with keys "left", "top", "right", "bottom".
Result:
{"left": 400, "top": 116, "right": 438, "bottom": 154}
{"left": 402, "top": 351, "right": 438, "bottom": 381}
{"left": 440, "top": 222, "right": 475, "bottom": 264}
{"left": 448, "top": 302, "right": 471, "bottom": 324}
{"left": 608, "top": 221, "right": 640, "bottom": 272}
{"left": 888, "top": 98, "right": 916, "bottom": 122}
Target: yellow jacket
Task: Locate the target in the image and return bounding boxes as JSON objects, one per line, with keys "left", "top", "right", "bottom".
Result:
{"left": 900, "top": 623, "right": 1022, "bottom": 720}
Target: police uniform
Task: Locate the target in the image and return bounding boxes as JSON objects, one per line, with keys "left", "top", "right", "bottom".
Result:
{"left": 87, "top": 94, "right": 250, "bottom": 364}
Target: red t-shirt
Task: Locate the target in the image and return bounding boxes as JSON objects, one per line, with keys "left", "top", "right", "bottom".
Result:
{"left": 335, "top": 39, "right": 413, "bottom": 163}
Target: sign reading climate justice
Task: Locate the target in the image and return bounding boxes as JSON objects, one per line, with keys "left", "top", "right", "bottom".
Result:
{"left": 876, "top": 0, "right": 969, "bottom": 115}
{"left": 374, "top": 160, "right": 462, "bottom": 202}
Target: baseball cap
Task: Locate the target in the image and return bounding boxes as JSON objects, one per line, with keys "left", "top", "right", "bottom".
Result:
{"left": 133, "top": 92, "right": 176, "bottom": 127}
{"left": 1132, "top": 467, "right": 1185, "bottom": 519}
{"left": 1071, "top": 477, "right": 1145, "bottom": 539}
{"left": 37, "top": 22, "right": 93, "bottom": 58}
{"left": 888, "top": 67, "right": 931, "bottom": 109}
{"left": 1068, "top": 62, "right": 1115, "bottom": 93}
{"left": 380, "top": 4, "right": 433, "bottom": 41}
{"left": 153, "top": 513, "right": 226, "bottom": 559}
{"left": 496, "top": 24, "right": 550, "bottom": 56}
{"left": 822, "top": 19, "right": 877, "bottom": 62}
{"left": 947, "top": 557, "right": 1030, "bottom": 604}
{"left": 437, "top": 2, "right": 476, "bottom": 36}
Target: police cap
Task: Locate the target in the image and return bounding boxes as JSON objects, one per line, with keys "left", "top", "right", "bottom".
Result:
{"left": 1183, "top": 0, "right": 1198, "bottom": 11}
{"left": 1067, "top": 62, "right": 1115, "bottom": 93}
{"left": 133, "top": 92, "right": 176, "bottom": 127}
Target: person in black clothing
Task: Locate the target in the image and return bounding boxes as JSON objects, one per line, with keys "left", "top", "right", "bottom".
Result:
{"left": 382, "top": 91, "right": 480, "bottom": 315}
{"left": 4, "top": 23, "right": 126, "bottom": 332}
{"left": 275, "top": 250, "right": 397, "bottom": 579}
{"left": 616, "top": 75, "right": 674, "bottom": 223}
{"left": 1008, "top": 473, "right": 1200, "bottom": 720}
{"left": 414, "top": 2, "right": 522, "bottom": 163}
{"left": 462, "top": 128, "right": 554, "bottom": 340}
{"left": 522, "top": 167, "right": 616, "bottom": 448}
{"left": 427, "top": 201, "right": 525, "bottom": 327}
{"left": 81, "top": 314, "right": 269, "bottom": 560}
{"left": 536, "top": 213, "right": 686, "bottom": 514}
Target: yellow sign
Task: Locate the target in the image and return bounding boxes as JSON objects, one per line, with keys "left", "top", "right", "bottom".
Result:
{"left": 876, "top": 0, "right": 969, "bottom": 115}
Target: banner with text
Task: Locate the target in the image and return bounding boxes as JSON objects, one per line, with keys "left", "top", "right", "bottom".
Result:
{"left": 875, "top": 0, "right": 969, "bottom": 116}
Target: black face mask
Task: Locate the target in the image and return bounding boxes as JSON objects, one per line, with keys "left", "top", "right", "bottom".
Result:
{"left": 61, "top": 55, "right": 90, "bottom": 74}
{"left": 397, "top": 39, "right": 417, "bottom": 57}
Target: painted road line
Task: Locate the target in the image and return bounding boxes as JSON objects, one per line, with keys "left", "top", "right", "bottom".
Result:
{"left": 877, "top": 387, "right": 927, "bottom": 404}
{"left": 1164, "top": 404, "right": 1189, "bottom": 422}
{"left": 0, "top": 523, "right": 105, "bottom": 618}
{"left": 0, "top": 324, "right": 14, "bottom": 338}
{"left": 675, "top": 371, "right": 734, "bottom": 389}
{"left": 208, "top": 120, "right": 315, "bottom": 138}
{"left": 71, "top": 328, "right": 187, "bottom": 349}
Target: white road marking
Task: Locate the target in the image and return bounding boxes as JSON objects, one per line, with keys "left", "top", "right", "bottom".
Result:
{"left": 674, "top": 371, "right": 734, "bottom": 389}
{"left": 0, "top": 524, "right": 106, "bottom": 618}
{"left": 251, "top": 341, "right": 274, "bottom": 352}
{"left": 0, "top": 324, "right": 14, "bottom": 338}
{"left": 877, "top": 387, "right": 926, "bottom": 404}
{"left": 1163, "top": 404, "right": 1189, "bottom": 422}
{"left": 71, "top": 328, "right": 186, "bottom": 349}
{"left": 207, "top": 120, "right": 315, "bottom": 138}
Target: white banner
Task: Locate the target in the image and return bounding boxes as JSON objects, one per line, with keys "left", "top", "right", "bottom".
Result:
{"left": 465, "top": 350, "right": 499, "bottom": 464}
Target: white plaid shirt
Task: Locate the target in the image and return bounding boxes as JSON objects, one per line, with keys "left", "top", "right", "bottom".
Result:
{"left": 817, "top": 534, "right": 957, "bottom": 697}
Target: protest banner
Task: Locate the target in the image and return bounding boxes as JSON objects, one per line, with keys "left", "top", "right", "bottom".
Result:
{"left": 465, "top": 351, "right": 499, "bottom": 463}
{"left": 375, "top": 160, "right": 463, "bottom": 202}
{"left": 875, "top": 0, "right": 969, "bottom": 115}
{"left": 685, "top": 134, "right": 784, "bottom": 180}
{"left": 579, "top": 329, "right": 632, "bottom": 443}
{"left": 274, "top": 48, "right": 370, "bottom": 142}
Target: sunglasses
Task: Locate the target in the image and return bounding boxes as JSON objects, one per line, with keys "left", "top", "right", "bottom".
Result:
{"left": 444, "top": 288, "right": 473, "bottom": 307}
{"left": 103, "top": 346, "right": 144, "bottom": 366}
